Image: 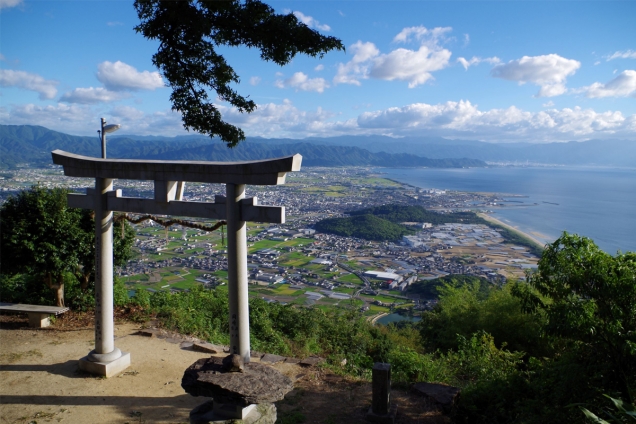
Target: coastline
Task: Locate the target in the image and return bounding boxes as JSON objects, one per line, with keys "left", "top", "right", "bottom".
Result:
{"left": 477, "top": 212, "right": 546, "bottom": 251}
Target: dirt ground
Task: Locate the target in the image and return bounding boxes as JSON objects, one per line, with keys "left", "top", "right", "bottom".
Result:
{"left": 0, "top": 312, "right": 449, "bottom": 424}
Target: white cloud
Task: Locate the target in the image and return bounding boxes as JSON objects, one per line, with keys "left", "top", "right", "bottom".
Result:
{"left": 393, "top": 26, "right": 452, "bottom": 44}
{"left": 1, "top": 103, "right": 98, "bottom": 134}
{"left": 605, "top": 50, "right": 636, "bottom": 61}
{"left": 3, "top": 99, "right": 636, "bottom": 142}
{"left": 249, "top": 76, "right": 261, "bottom": 86}
{"left": 0, "top": 69, "right": 58, "bottom": 99}
{"left": 333, "top": 41, "right": 380, "bottom": 86}
{"left": 0, "top": 0, "right": 22, "bottom": 9}
{"left": 107, "top": 21, "right": 123, "bottom": 27}
{"left": 580, "top": 70, "right": 636, "bottom": 98}
{"left": 60, "top": 87, "right": 129, "bottom": 104}
{"left": 369, "top": 46, "right": 452, "bottom": 88}
{"left": 463, "top": 34, "right": 470, "bottom": 47}
{"left": 491, "top": 54, "right": 581, "bottom": 97}
{"left": 96, "top": 61, "right": 164, "bottom": 91}
{"left": 314, "top": 64, "right": 324, "bottom": 71}
{"left": 284, "top": 9, "right": 330, "bottom": 31}
{"left": 0, "top": 102, "right": 188, "bottom": 136}
{"left": 457, "top": 56, "right": 500, "bottom": 70}
{"left": 355, "top": 100, "right": 634, "bottom": 141}
{"left": 542, "top": 101, "right": 555, "bottom": 108}
{"left": 334, "top": 27, "right": 453, "bottom": 88}
{"left": 275, "top": 72, "right": 329, "bottom": 93}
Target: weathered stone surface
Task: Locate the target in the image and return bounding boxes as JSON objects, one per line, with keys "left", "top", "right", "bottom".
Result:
{"left": 222, "top": 354, "right": 245, "bottom": 373}
{"left": 260, "top": 354, "right": 285, "bottom": 364}
{"left": 190, "top": 401, "right": 277, "bottom": 424}
{"left": 250, "top": 351, "right": 263, "bottom": 359}
{"left": 182, "top": 356, "right": 293, "bottom": 406}
{"left": 299, "top": 356, "right": 322, "bottom": 367}
{"left": 284, "top": 357, "right": 300, "bottom": 364}
{"left": 413, "top": 382, "right": 460, "bottom": 412}
{"left": 193, "top": 342, "right": 225, "bottom": 354}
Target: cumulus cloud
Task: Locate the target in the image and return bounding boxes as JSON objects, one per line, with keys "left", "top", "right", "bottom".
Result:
{"left": 60, "top": 87, "right": 129, "bottom": 104}
{"left": 249, "top": 76, "right": 261, "bottom": 86}
{"left": 334, "top": 26, "right": 453, "bottom": 88}
{"left": 457, "top": 56, "right": 500, "bottom": 70}
{"left": 0, "top": 102, "right": 188, "bottom": 136}
{"left": 491, "top": 54, "right": 581, "bottom": 97}
{"left": 355, "top": 100, "right": 634, "bottom": 141}
{"left": 0, "top": 0, "right": 22, "bottom": 9}
{"left": 580, "top": 70, "right": 636, "bottom": 98}
{"left": 217, "top": 99, "right": 635, "bottom": 141}
{"left": 97, "top": 61, "right": 164, "bottom": 91}
{"left": 333, "top": 41, "right": 379, "bottom": 86}
{"left": 284, "top": 9, "right": 330, "bottom": 31}
{"left": 0, "top": 69, "right": 58, "bottom": 99}
{"left": 369, "top": 46, "right": 451, "bottom": 88}
{"left": 275, "top": 72, "right": 329, "bottom": 93}
{"left": 605, "top": 50, "right": 636, "bottom": 61}
{"left": 3, "top": 98, "right": 635, "bottom": 142}
{"left": 314, "top": 64, "right": 324, "bottom": 71}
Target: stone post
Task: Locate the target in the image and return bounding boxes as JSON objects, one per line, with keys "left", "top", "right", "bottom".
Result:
{"left": 79, "top": 177, "right": 130, "bottom": 377}
{"left": 367, "top": 362, "right": 397, "bottom": 423}
{"left": 372, "top": 363, "right": 391, "bottom": 415}
{"left": 226, "top": 183, "right": 251, "bottom": 364}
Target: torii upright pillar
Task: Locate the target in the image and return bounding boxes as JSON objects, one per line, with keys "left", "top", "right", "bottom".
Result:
{"left": 52, "top": 150, "right": 302, "bottom": 375}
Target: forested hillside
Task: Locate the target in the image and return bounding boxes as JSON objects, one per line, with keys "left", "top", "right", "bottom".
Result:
{"left": 0, "top": 125, "right": 486, "bottom": 169}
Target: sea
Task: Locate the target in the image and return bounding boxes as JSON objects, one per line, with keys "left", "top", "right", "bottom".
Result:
{"left": 379, "top": 166, "right": 636, "bottom": 254}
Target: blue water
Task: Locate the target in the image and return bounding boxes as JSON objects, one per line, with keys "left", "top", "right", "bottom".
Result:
{"left": 380, "top": 166, "right": 636, "bottom": 254}
{"left": 377, "top": 313, "right": 422, "bottom": 325}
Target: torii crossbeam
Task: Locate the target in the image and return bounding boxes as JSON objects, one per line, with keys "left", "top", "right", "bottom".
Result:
{"left": 52, "top": 150, "right": 302, "bottom": 377}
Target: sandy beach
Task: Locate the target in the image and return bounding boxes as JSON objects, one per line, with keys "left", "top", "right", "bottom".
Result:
{"left": 477, "top": 213, "right": 546, "bottom": 250}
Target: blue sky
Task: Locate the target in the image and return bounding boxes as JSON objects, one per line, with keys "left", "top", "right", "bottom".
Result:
{"left": 1, "top": 0, "right": 635, "bottom": 142}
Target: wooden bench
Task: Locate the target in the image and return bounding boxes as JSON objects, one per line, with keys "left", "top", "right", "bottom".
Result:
{"left": 0, "top": 303, "right": 70, "bottom": 328}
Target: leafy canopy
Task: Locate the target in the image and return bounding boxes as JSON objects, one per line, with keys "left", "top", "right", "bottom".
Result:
{"left": 0, "top": 186, "right": 135, "bottom": 306}
{"left": 134, "top": 0, "right": 344, "bottom": 146}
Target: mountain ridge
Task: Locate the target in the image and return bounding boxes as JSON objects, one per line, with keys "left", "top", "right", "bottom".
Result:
{"left": 0, "top": 125, "right": 485, "bottom": 169}
{"left": 2, "top": 124, "right": 634, "bottom": 168}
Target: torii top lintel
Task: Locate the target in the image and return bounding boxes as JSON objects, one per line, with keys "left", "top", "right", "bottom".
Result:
{"left": 51, "top": 150, "right": 302, "bottom": 186}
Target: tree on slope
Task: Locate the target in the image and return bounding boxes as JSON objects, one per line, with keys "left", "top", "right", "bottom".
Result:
{"left": 0, "top": 186, "right": 134, "bottom": 307}
{"left": 517, "top": 233, "right": 636, "bottom": 401}
{"left": 134, "top": 0, "right": 344, "bottom": 147}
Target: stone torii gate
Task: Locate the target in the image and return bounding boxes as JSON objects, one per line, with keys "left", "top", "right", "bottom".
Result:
{"left": 52, "top": 150, "right": 302, "bottom": 377}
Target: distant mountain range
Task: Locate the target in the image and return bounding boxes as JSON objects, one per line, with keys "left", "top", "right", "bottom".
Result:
{"left": 250, "top": 135, "right": 636, "bottom": 167}
{"left": 1, "top": 124, "right": 634, "bottom": 169}
{"left": 0, "top": 125, "right": 485, "bottom": 169}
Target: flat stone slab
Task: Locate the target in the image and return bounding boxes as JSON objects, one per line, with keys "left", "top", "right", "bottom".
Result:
{"left": 193, "top": 342, "right": 225, "bottom": 354}
{"left": 190, "top": 400, "right": 276, "bottom": 424}
{"left": 0, "top": 302, "right": 69, "bottom": 315}
{"left": 284, "top": 357, "right": 300, "bottom": 364}
{"left": 299, "top": 356, "right": 323, "bottom": 367}
{"left": 260, "top": 354, "right": 285, "bottom": 364}
{"left": 413, "top": 382, "right": 460, "bottom": 412}
{"left": 182, "top": 356, "right": 293, "bottom": 406}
